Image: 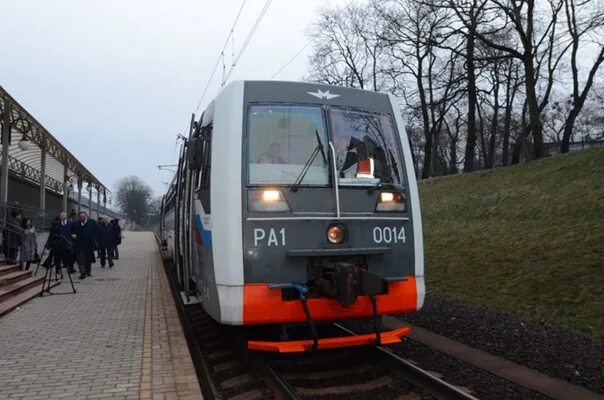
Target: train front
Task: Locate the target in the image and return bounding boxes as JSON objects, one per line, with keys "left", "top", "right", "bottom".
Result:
{"left": 215, "top": 81, "right": 423, "bottom": 352}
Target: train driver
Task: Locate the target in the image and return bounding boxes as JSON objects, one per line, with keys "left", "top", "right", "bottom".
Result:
{"left": 334, "top": 135, "right": 358, "bottom": 178}
{"left": 256, "top": 143, "right": 285, "bottom": 164}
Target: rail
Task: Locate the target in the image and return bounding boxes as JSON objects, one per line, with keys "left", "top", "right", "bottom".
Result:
{"left": 255, "top": 325, "right": 480, "bottom": 400}
{"left": 335, "top": 324, "right": 479, "bottom": 400}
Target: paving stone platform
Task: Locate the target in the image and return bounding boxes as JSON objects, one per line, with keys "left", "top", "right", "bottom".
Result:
{"left": 0, "top": 232, "right": 203, "bottom": 400}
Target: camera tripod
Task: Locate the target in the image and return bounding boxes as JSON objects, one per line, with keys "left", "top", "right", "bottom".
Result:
{"left": 34, "top": 234, "right": 76, "bottom": 296}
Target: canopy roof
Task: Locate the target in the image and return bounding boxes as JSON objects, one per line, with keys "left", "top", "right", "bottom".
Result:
{"left": 0, "top": 84, "right": 109, "bottom": 197}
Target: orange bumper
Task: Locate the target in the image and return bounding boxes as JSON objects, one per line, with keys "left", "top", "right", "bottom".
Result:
{"left": 248, "top": 326, "right": 411, "bottom": 353}
{"left": 243, "top": 277, "right": 418, "bottom": 325}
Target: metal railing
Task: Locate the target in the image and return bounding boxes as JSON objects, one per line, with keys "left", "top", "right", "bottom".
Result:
{"left": 0, "top": 154, "right": 65, "bottom": 194}
{"left": 0, "top": 220, "right": 24, "bottom": 265}
{"left": 0, "top": 203, "right": 57, "bottom": 232}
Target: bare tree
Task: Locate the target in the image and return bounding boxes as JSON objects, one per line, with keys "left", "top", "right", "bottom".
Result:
{"left": 559, "top": 0, "right": 604, "bottom": 152}
{"left": 116, "top": 176, "right": 152, "bottom": 226}
{"left": 305, "top": 0, "right": 603, "bottom": 176}
{"left": 441, "top": 0, "right": 490, "bottom": 172}
{"left": 501, "top": 57, "right": 523, "bottom": 165}
{"left": 377, "top": 0, "right": 463, "bottom": 178}
{"left": 306, "top": 4, "right": 387, "bottom": 90}
{"left": 456, "top": 0, "right": 570, "bottom": 160}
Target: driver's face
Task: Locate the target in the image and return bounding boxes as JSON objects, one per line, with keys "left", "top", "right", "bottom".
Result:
{"left": 269, "top": 144, "right": 279, "bottom": 156}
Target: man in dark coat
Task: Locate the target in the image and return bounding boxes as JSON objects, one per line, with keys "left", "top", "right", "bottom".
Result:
{"left": 110, "top": 218, "right": 122, "bottom": 259}
{"left": 97, "top": 216, "right": 114, "bottom": 268}
{"left": 49, "top": 211, "right": 75, "bottom": 274}
{"left": 70, "top": 211, "right": 98, "bottom": 279}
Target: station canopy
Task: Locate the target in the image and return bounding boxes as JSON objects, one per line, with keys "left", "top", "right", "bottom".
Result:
{"left": 0, "top": 84, "right": 109, "bottom": 199}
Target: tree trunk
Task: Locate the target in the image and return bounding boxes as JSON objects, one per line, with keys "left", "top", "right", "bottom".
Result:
{"left": 523, "top": 59, "right": 544, "bottom": 159}
{"left": 560, "top": 106, "right": 581, "bottom": 153}
{"left": 511, "top": 100, "right": 529, "bottom": 164}
{"left": 502, "top": 64, "right": 518, "bottom": 166}
{"left": 487, "top": 74, "right": 500, "bottom": 169}
{"left": 449, "top": 137, "right": 458, "bottom": 174}
{"left": 418, "top": 69, "right": 432, "bottom": 179}
{"left": 463, "top": 30, "right": 478, "bottom": 173}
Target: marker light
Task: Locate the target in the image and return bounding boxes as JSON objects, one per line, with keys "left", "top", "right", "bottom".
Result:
{"left": 376, "top": 191, "right": 406, "bottom": 212}
{"left": 327, "top": 225, "right": 346, "bottom": 244}
{"left": 248, "top": 189, "right": 290, "bottom": 212}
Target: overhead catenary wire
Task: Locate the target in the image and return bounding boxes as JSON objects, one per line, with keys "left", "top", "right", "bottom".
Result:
{"left": 193, "top": 0, "right": 248, "bottom": 114}
{"left": 222, "top": 0, "right": 273, "bottom": 85}
{"left": 270, "top": 40, "right": 313, "bottom": 80}
{"left": 170, "top": 0, "right": 248, "bottom": 166}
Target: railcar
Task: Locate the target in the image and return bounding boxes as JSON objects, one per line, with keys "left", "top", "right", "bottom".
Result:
{"left": 161, "top": 80, "right": 424, "bottom": 352}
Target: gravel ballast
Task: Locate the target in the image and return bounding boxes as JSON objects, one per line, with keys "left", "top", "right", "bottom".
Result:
{"left": 400, "top": 293, "right": 604, "bottom": 394}
{"left": 342, "top": 319, "right": 550, "bottom": 400}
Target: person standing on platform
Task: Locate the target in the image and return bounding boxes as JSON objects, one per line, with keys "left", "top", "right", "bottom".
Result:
{"left": 70, "top": 211, "right": 97, "bottom": 279}
{"left": 97, "top": 216, "right": 114, "bottom": 268}
{"left": 50, "top": 211, "right": 75, "bottom": 274}
{"left": 69, "top": 208, "right": 77, "bottom": 221}
{"left": 20, "top": 218, "right": 38, "bottom": 271}
{"left": 110, "top": 218, "right": 122, "bottom": 260}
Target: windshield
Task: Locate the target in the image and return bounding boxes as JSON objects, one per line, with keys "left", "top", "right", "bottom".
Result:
{"left": 248, "top": 104, "right": 330, "bottom": 186}
{"left": 330, "top": 107, "right": 404, "bottom": 186}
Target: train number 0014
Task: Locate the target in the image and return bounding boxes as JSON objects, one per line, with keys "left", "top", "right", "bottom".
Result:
{"left": 373, "top": 226, "right": 406, "bottom": 244}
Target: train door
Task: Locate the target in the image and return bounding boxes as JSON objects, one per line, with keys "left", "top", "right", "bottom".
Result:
{"left": 182, "top": 151, "right": 195, "bottom": 302}
{"left": 174, "top": 144, "right": 186, "bottom": 289}
{"left": 185, "top": 106, "right": 213, "bottom": 305}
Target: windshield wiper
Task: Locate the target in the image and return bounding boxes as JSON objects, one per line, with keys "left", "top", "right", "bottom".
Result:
{"left": 367, "top": 180, "right": 403, "bottom": 193}
{"left": 291, "top": 130, "right": 328, "bottom": 192}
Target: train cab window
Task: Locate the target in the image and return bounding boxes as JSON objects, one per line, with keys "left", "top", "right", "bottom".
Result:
{"left": 247, "top": 104, "right": 330, "bottom": 186}
{"left": 330, "top": 107, "right": 404, "bottom": 186}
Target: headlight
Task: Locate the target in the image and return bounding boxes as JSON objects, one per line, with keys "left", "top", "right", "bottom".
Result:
{"left": 327, "top": 224, "right": 346, "bottom": 244}
{"left": 376, "top": 191, "right": 406, "bottom": 212}
{"left": 248, "top": 189, "right": 290, "bottom": 212}
{"left": 262, "top": 190, "right": 280, "bottom": 202}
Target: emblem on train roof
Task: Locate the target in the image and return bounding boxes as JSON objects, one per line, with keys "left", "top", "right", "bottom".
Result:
{"left": 307, "top": 89, "right": 340, "bottom": 100}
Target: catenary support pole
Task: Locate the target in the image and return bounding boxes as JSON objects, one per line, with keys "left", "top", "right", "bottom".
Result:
{"left": 96, "top": 187, "right": 100, "bottom": 218}
{"left": 77, "top": 180, "right": 82, "bottom": 213}
{"left": 39, "top": 145, "right": 46, "bottom": 214}
{"left": 88, "top": 184, "right": 92, "bottom": 216}
{"left": 1, "top": 99, "right": 12, "bottom": 207}
{"left": 62, "top": 165, "right": 68, "bottom": 212}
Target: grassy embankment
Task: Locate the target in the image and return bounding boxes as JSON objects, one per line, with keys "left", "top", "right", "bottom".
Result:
{"left": 420, "top": 147, "right": 604, "bottom": 338}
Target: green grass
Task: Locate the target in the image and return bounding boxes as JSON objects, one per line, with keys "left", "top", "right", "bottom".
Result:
{"left": 420, "top": 147, "right": 604, "bottom": 338}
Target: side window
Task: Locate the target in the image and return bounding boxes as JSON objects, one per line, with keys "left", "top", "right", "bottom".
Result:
{"left": 196, "top": 125, "right": 212, "bottom": 214}
{"left": 195, "top": 125, "right": 212, "bottom": 191}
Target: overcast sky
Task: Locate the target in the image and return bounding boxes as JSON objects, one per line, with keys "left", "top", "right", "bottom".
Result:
{"left": 0, "top": 0, "right": 349, "bottom": 197}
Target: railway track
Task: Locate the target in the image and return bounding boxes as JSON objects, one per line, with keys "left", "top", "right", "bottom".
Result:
{"left": 253, "top": 324, "right": 478, "bottom": 400}
{"left": 155, "top": 235, "right": 478, "bottom": 400}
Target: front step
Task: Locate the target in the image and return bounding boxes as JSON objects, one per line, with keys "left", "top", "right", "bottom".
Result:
{"left": 0, "top": 276, "right": 45, "bottom": 302}
{"left": 0, "top": 270, "right": 32, "bottom": 287}
{"left": 0, "top": 282, "right": 57, "bottom": 316}
{"left": 0, "top": 264, "right": 62, "bottom": 317}
{"left": 0, "top": 264, "right": 20, "bottom": 277}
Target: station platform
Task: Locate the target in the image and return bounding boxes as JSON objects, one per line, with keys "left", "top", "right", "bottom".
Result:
{"left": 0, "top": 232, "right": 203, "bottom": 400}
